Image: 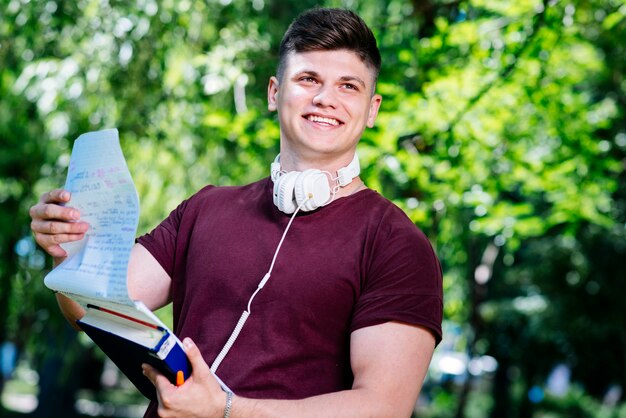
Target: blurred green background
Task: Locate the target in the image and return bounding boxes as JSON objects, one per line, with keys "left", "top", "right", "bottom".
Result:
{"left": 1, "top": 0, "right": 625, "bottom": 417}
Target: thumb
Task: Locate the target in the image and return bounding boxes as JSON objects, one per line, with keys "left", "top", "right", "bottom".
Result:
{"left": 183, "top": 337, "right": 211, "bottom": 379}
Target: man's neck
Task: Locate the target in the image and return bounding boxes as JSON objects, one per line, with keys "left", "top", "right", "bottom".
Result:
{"left": 277, "top": 149, "right": 355, "bottom": 175}
{"left": 335, "top": 177, "right": 367, "bottom": 200}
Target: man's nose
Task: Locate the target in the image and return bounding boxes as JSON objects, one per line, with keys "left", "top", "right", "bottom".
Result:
{"left": 312, "top": 85, "right": 337, "bottom": 108}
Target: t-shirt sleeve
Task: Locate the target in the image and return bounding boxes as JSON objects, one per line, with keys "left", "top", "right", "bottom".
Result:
{"left": 350, "top": 206, "right": 443, "bottom": 345}
{"left": 136, "top": 198, "right": 191, "bottom": 277}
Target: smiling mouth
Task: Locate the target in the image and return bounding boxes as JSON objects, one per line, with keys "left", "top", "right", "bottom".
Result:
{"left": 306, "top": 115, "right": 342, "bottom": 126}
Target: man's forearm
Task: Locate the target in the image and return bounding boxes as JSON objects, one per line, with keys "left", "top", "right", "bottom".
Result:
{"left": 55, "top": 292, "right": 85, "bottom": 330}
{"left": 230, "top": 388, "right": 405, "bottom": 418}
{"left": 52, "top": 256, "right": 86, "bottom": 330}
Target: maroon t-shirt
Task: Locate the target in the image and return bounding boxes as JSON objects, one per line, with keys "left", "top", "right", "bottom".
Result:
{"left": 138, "top": 177, "right": 442, "bottom": 410}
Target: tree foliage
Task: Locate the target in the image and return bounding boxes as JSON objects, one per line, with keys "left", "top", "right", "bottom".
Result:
{"left": 1, "top": 0, "right": 625, "bottom": 415}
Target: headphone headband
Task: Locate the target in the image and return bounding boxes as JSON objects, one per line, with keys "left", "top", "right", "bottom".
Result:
{"left": 336, "top": 154, "right": 360, "bottom": 187}
{"left": 270, "top": 153, "right": 360, "bottom": 185}
{"left": 270, "top": 153, "right": 361, "bottom": 214}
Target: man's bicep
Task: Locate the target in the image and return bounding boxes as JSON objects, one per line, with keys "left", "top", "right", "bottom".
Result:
{"left": 350, "top": 322, "right": 436, "bottom": 417}
{"left": 127, "top": 243, "right": 172, "bottom": 310}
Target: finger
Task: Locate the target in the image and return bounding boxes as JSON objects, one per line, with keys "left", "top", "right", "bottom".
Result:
{"left": 33, "top": 232, "right": 87, "bottom": 257}
{"left": 31, "top": 219, "right": 89, "bottom": 235}
{"left": 39, "top": 189, "right": 72, "bottom": 204}
{"left": 182, "top": 338, "right": 212, "bottom": 381}
{"left": 142, "top": 363, "right": 157, "bottom": 386}
{"left": 29, "top": 202, "right": 81, "bottom": 222}
{"left": 142, "top": 364, "right": 174, "bottom": 390}
{"left": 33, "top": 240, "right": 67, "bottom": 258}
{"left": 31, "top": 220, "right": 88, "bottom": 252}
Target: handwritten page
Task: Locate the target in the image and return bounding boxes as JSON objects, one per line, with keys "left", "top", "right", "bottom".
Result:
{"left": 44, "top": 129, "right": 139, "bottom": 305}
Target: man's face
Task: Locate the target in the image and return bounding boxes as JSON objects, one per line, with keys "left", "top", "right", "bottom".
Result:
{"left": 268, "top": 49, "right": 382, "bottom": 165}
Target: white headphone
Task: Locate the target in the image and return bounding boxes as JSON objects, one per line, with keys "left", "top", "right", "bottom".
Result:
{"left": 270, "top": 153, "right": 360, "bottom": 214}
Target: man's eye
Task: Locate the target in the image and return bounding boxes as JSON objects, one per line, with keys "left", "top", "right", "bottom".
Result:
{"left": 343, "top": 83, "right": 358, "bottom": 90}
{"left": 300, "top": 77, "right": 316, "bottom": 83}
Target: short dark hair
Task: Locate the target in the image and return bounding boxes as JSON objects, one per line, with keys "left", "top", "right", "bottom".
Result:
{"left": 277, "top": 8, "right": 381, "bottom": 83}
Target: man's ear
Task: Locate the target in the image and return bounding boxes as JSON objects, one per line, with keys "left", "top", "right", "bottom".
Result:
{"left": 268, "top": 76, "right": 279, "bottom": 112}
{"left": 366, "top": 94, "right": 382, "bottom": 128}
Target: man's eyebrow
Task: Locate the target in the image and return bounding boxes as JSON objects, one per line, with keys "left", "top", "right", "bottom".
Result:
{"left": 339, "top": 75, "right": 366, "bottom": 88}
{"left": 293, "top": 70, "right": 320, "bottom": 78}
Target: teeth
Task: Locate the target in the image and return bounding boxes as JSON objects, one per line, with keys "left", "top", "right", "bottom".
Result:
{"left": 308, "top": 115, "right": 339, "bottom": 126}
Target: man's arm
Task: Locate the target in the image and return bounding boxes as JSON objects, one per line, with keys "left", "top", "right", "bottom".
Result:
{"left": 126, "top": 243, "right": 171, "bottom": 309}
{"left": 52, "top": 244, "right": 170, "bottom": 328}
{"left": 143, "top": 321, "right": 436, "bottom": 418}
{"left": 30, "top": 189, "right": 172, "bottom": 327}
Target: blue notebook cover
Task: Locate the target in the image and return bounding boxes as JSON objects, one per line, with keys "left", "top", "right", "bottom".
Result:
{"left": 77, "top": 316, "right": 191, "bottom": 400}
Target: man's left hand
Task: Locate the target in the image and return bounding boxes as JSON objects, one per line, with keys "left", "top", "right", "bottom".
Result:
{"left": 142, "top": 337, "right": 227, "bottom": 418}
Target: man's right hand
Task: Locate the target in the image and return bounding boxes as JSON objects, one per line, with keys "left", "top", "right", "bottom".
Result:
{"left": 29, "top": 189, "right": 89, "bottom": 261}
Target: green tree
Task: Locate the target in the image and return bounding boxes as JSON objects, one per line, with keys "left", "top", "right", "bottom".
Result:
{"left": 360, "top": 0, "right": 625, "bottom": 416}
{"left": 1, "top": 0, "right": 625, "bottom": 416}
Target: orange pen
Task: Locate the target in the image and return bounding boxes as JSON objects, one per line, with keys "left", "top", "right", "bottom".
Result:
{"left": 176, "top": 370, "right": 184, "bottom": 386}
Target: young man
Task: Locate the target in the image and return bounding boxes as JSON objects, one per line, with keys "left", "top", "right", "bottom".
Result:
{"left": 30, "top": 8, "right": 442, "bottom": 418}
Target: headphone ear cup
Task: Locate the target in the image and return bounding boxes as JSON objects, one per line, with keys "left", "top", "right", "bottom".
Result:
{"left": 294, "top": 169, "right": 331, "bottom": 212}
{"left": 273, "top": 171, "right": 299, "bottom": 214}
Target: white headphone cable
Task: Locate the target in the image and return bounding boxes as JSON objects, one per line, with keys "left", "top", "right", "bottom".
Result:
{"left": 210, "top": 195, "right": 310, "bottom": 373}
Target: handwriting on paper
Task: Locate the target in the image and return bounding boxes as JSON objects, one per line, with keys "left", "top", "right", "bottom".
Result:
{"left": 44, "top": 129, "right": 139, "bottom": 305}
